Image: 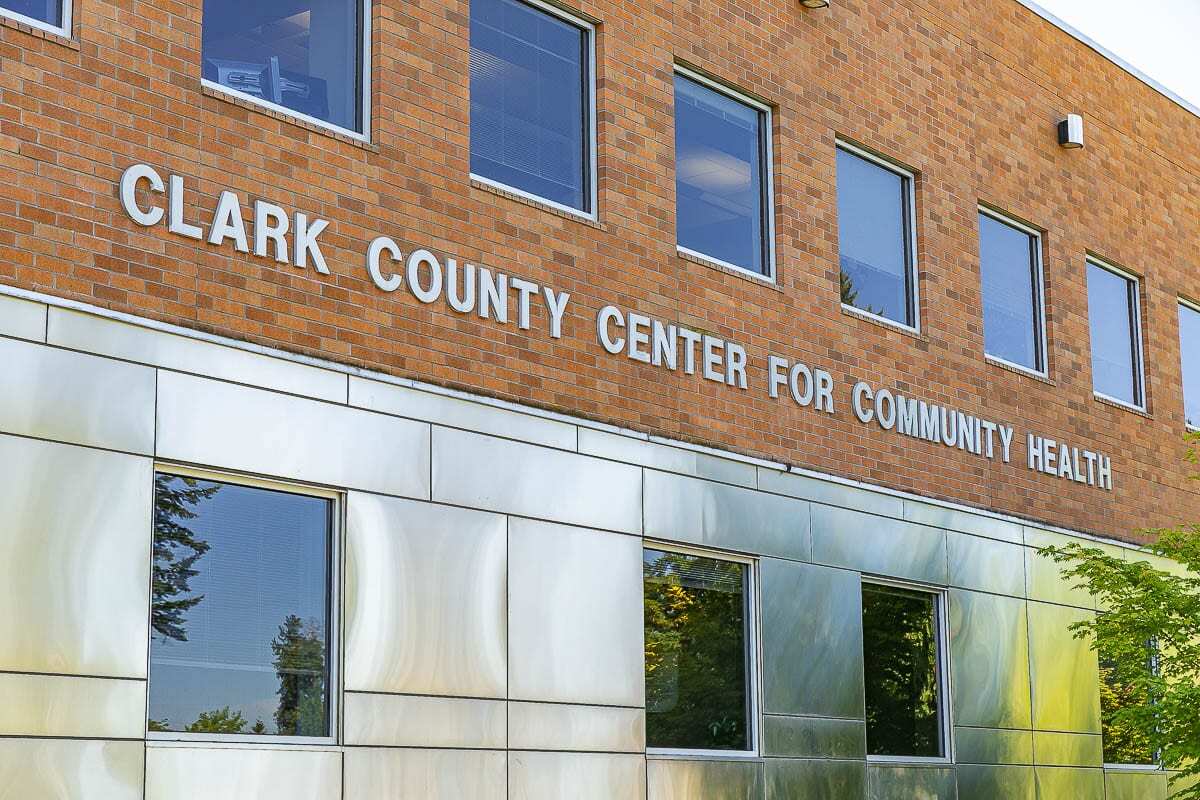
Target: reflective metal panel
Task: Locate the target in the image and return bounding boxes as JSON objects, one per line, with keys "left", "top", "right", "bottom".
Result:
{"left": 509, "top": 701, "right": 645, "bottom": 753}
{"left": 644, "top": 470, "right": 810, "bottom": 561}
{"left": 49, "top": 308, "right": 348, "bottom": 402}
{"left": 955, "top": 765, "right": 1035, "bottom": 800}
{"left": 761, "top": 559, "right": 864, "bottom": 718}
{"left": 1103, "top": 771, "right": 1168, "bottom": 800}
{"left": 145, "top": 745, "right": 341, "bottom": 800}
{"left": 763, "top": 715, "right": 866, "bottom": 758}
{"left": 1023, "top": 529, "right": 1097, "bottom": 608}
{"left": 0, "top": 738, "right": 143, "bottom": 800}
{"left": 757, "top": 468, "right": 904, "bottom": 518}
{"left": 948, "top": 591, "right": 1031, "bottom": 729}
{"left": 646, "top": 758, "right": 763, "bottom": 800}
{"left": 954, "top": 727, "right": 1034, "bottom": 765}
{"left": 1027, "top": 603, "right": 1101, "bottom": 733}
{"left": 0, "top": 293, "right": 47, "bottom": 341}
{"left": 948, "top": 534, "right": 1025, "bottom": 597}
{"left": 343, "top": 747, "right": 506, "bottom": 800}
{"left": 344, "top": 494, "right": 506, "bottom": 697}
{"left": 508, "top": 752, "right": 646, "bottom": 800}
{"left": 509, "top": 519, "right": 644, "bottom": 706}
{"left": 432, "top": 427, "right": 642, "bottom": 534}
{"left": 1032, "top": 731, "right": 1102, "bottom": 767}
{"left": 904, "top": 501, "right": 1023, "bottom": 543}
{"left": 581, "top": 428, "right": 757, "bottom": 488}
{"left": 0, "top": 337, "right": 155, "bottom": 454}
{"left": 351, "top": 376, "right": 576, "bottom": 451}
{"left": 1033, "top": 766, "right": 1103, "bottom": 799}
{"left": 811, "top": 505, "right": 947, "bottom": 584}
{"left": 867, "top": 765, "right": 957, "bottom": 799}
{"left": 0, "top": 672, "right": 145, "bottom": 739}
{"left": 156, "top": 371, "right": 430, "bottom": 498}
{"left": 0, "top": 436, "right": 151, "bottom": 677}
{"left": 765, "top": 758, "right": 866, "bottom": 800}
{"left": 343, "top": 692, "right": 506, "bottom": 748}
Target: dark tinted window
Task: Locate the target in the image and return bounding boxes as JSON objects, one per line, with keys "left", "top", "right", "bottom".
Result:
{"left": 1180, "top": 303, "right": 1200, "bottom": 428}
{"left": 979, "top": 212, "right": 1043, "bottom": 372}
{"left": 644, "top": 549, "right": 751, "bottom": 751}
{"left": 1087, "top": 262, "right": 1142, "bottom": 406}
{"left": 862, "top": 583, "right": 944, "bottom": 758}
{"left": 2, "top": 0, "right": 61, "bottom": 26}
{"left": 674, "top": 74, "right": 770, "bottom": 275}
{"left": 149, "top": 474, "right": 333, "bottom": 737}
{"left": 1100, "top": 642, "right": 1157, "bottom": 765}
{"left": 837, "top": 147, "right": 915, "bottom": 327}
{"left": 470, "top": 0, "right": 590, "bottom": 212}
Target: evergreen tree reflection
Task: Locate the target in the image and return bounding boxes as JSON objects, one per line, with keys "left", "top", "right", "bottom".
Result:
{"left": 151, "top": 474, "right": 217, "bottom": 642}
{"left": 271, "top": 614, "right": 328, "bottom": 737}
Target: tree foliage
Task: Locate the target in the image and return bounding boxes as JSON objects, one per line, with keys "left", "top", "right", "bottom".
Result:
{"left": 152, "top": 475, "right": 218, "bottom": 642}
{"left": 185, "top": 706, "right": 248, "bottom": 734}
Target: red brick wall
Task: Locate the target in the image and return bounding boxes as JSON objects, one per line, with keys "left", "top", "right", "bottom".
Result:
{"left": 2, "top": 0, "right": 1198, "bottom": 541}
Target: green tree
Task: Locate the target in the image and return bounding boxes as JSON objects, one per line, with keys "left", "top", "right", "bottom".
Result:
{"left": 185, "top": 706, "right": 247, "bottom": 734}
{"left": 271, "top": 614, "right": 327, "bottom": 736}
{"left": 152, "top": 475, "right": 218, "bottom": 642}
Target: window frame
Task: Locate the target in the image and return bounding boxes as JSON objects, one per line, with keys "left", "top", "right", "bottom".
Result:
{"left": 860, "top": 577, "right": 953, "bottom": 765}
{"left": 467, "top": 0, "right": 598, "bottom": 221}
{"left": 643, "top": 540, "right": 761, "bottom": 760}
{"left": 199, "top": 0, "right": 373, "bottom": 141}
{"left": 1178, "top": 297, "right": 1200, "bottom": 432}
{"left": 0, "top": 0, "right": 71, "bottom": 37}
{"left": 145, "top": 464, "right": 343, "bottom": 747}
{"left": 835, "top": 139, "right": 921, "bottom": 334}
{"left": 1086, "top": 256, "right": 1147, "bottom": 412}
{"left": 1101, "top": 638, "right": 1163, "bottom": 771}
{"left": 977, "top": 205, "right": 1049, "bottom": 379}
{"left": 672, "top": 64, "right": 776, "bottom": 283}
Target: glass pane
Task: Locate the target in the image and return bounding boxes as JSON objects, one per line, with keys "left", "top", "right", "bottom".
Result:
{"left": 837, "top": 148, "right": 913, "bottom": 326}
{"left": 1180, "top": 304, "right": 1200, "bottom": 428}
{"left": 2, "top": 0, "right": 61, "bottom": 26}
{"left": 980, "top": 213, "right": 1041, "bottom": 371}
{"left": 1087, "top": 263, "right": 1140, "bottom": 405}
{"left": 149, "top": 474, "right": 332, "bottom": 737}
{"left": 470, "top": 0, "right": 589, "bottom": 212}
{"left": 202, "top": 0, "right": 363, "bottom": 132}
{"left": 862, "top": 584, "right": 943, "bottom": 758}
{"left": 674, "top": 75, "right": 768, "bottom": 275}
{"left": 644, "top": 549, "right": 750, "bottom": 751}
{"left": 1099, "top": 643, "right": 1156, "bottom": 765}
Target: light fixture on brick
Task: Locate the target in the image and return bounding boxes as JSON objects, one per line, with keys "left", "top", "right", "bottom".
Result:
{"left": 800, "top": 0, "right": 830, "bottom": 7}
{"left": 1058, "top": 114, "right": 1084, "bottom": 148}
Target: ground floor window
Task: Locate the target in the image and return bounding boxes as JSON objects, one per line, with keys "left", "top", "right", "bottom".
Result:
{"left": 1100, "top": 640, "right": 1159, "bottom": 766}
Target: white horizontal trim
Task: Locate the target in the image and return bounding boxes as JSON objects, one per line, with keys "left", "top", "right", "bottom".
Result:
{"left": 201, "top": 79, "right": 369, "bottom": 143}
{"left": 676, "top": 246, "right": 774, "bottom": 284}
{"left": 841, "top": 303, "right": 920, "bottom": 336}
{"left": 0, "top": 3, "right": 70, "bottom": 37}
{"left": 1094, "top": 391, "right": 1147, "bottom": 415}
{"left": 470, "top": 174, "right": 597, "bottom": 222}
{"left": 985, "top": 354, "right": 1048, "bottom": 381}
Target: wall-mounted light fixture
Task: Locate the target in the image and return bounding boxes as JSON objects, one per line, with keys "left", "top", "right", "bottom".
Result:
{"left": 1058, "top": 114, "right": 1084, "bottom": 149}
{"left": 800, "top": 0, "right": 830, "bottom": 7}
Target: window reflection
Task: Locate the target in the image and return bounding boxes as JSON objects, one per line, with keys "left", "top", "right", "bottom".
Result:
{"left": 979, "top": 212, "right": 1043, "bottom": 372}
{"left": 148, "top": 473, "right": 333, "bottom": 737}
{"left": 1100, "top": 641, "right": 1157, "bottom": 766}
{"left": 1, "top": 0, "right": 62, "bottom": 26}
{"left": 861, "top": 583, "right": 943, "bottom": 758}
{"left": 643, "top": 548, "right": 751, "bottom": 751}
{"left": 1179, "top": 303, "right": 1200, "bottom": 428}
{"left": 1087, "top": 261, "right": 1142, "bottom": 406}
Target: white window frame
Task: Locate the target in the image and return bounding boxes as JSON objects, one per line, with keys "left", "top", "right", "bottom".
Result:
{"left": 1087, "top": 256, "right": 1147, "bottom": 412}
{"left": 200, "top": 0, "right": 372, "bottom": 142}
{"left": 672, "top": 64, "right": 776, "bottom": 283}
{"left": 1178, "top": 297, "right": 1200, "bottom": 432}
{"left": 0, "top": 0, "right": 71, "bottom": 37}
{"left": 835, "top": 139, "right": 922, "bottom": 334}
{"left": 643, "top": 541, "right": 761, "bottom": 760}
{"left": 146, "top": 465, "right": 343, "bottom": 747}
{"left": 978, "top": 206, "right": 1049, "bottom": 379}
{"left": 468, "top": 0, "right": 598, "bottom": 222}
{"left": 860, "top": 577, "right": 953, "bottom": 766}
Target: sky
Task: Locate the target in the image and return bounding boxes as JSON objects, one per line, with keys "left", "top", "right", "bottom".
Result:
{"left": 1029, "top": 0, "right": 1200, "bottom": 110}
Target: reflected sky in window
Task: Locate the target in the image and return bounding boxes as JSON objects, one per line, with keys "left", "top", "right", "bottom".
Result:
{"left": 1087, "top": 262, "right": 1141, "bottom": 406}
{"left": 1180, "top": 303, "right": 1200, "bottom": 428}
{"left": 979, "top": 213, "right": 1042, "bottom": 371}
{"left": 2, "top": 0, "right": 61, "bottom": 25}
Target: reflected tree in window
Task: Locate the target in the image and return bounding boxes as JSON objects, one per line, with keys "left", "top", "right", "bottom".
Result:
{"left": 152, "top": 474, "right": 217, "bottom": 642}
{"left": 272, "top": 614, "right": 329, "bottom": 737}
{"left": 1099, "top": 642, "right": 1157, "bottom": 765}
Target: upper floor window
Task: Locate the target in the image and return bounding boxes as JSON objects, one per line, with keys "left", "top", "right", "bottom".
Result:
{"left": 202, "top": 0, "right": 368, "bottom": 136}
{"left": 469, "top": 0, "right": 594, "bottom": 216}
{"left": 1087, "top": 258, "right": 1145, "bottom": 409}
{"left": 148, "top": 472, "right": 336, "bottom": 741}
{"left": 1179, "top": 301, "right": 1200, "bottom": 429}
{"left": 836, "top": 143, "right": 919, "bottom": 330}
{"left": 978, "top": 208, "right": 1047, "bottom": 375}
{"left": 674, "top": 69, "right": 773, "bottom": 278}
{"left": 1, "top": 0, "right": 68, "bottom": 35}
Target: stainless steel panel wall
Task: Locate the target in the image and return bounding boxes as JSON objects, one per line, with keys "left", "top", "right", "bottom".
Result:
{"left": 508, "top": 701, "right": 645, "bottom": 753}
{"left": 581, "top": 428, "right": 757, "bottom": 488}
{"left": 903, "top": 501, "right": 1024, "bottom": 544}
{"left": 643, "top": 470, "right": 809, "bottom": 560}
{"left": 1032, "top": 731, "right": 1102, "bottom": 767}
{"left": 432, "top": 427, "right": 642, "bottom": 534}
{"left": 955, "top": 765, "right": 1035, "bottom": 800}
{"left": 947, "top": 534, "right": 1026, "bottom": 597}
{"left": 0, "top": 673, "right": 145, "bottom": 739}
{"left": 156, "top": 371, "right": 430, "bottom": 498}
{"left": 343, "top": 692, "right": 506, "bottom": 748}
{"left": 508, "top": 518, "right": 644, "bottom": 706}
{"left": 0, "top": 293, "right": 46, "bottom": 341}
{"left": 1104, "top": 770, "right": 1168, "bottom": 800}
{"left": 948, "top": 591, "right": 1032, "bottom": 729}
{"left": 343, "top": 748, "right": 506, "bottom": 800}
{"left": 1032, "top": 766, "right": 1103, "bottom": 799}
{"left": 0, "top": 337, "right": 155, "bottom": 453}
{"left": 0, "top": 739, "right": 143, "bottom": 800}
{"left": 758, "top": 468, "right": 904, "bottom": 518}
{"left": 1023, "top": 528, "right": 1119, "bottom": 609}
{"left": 344, "top": 494, "right": 506, "bottom": 697}
{"left": 1027, "top": 603, "right": 1101, "bottom": 733}
{"left": 954, "top": 727, "right": 1034, "bottom": 765}
{"left": 508, "top": 752, "right": 646, "bottom": 800}
{"left": 0, "top": 435, "right": 151, "bottom": 677}
{"left": 646, "top": 758, "right": 764, "bottom": 800}
{"left": 765, "top": 759, "right": 866, "bottom": 800}
{"left": 145, "top": 746, "right": 341, "bottom": 800}
{"left": 810, "top": 505, "right": 947, "bottom": 584}
{"left": 49, "top": 308, "right": 348, "bottom": 402}
{"left": 760, "top": 559, "right": 864, "bottom": 718}
{"left": 762, "top": 715, "right": 866, "bottom": 759}
{"left": 867, "top": 765, "right": 957, "bottom": 800}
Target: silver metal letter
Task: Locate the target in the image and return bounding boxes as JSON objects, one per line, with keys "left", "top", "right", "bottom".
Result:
{"left": 119, "top": 164, "right": 163, "bottom": 227}
{"left": 366, "top": 237, "right": 403, "bottom": 292}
